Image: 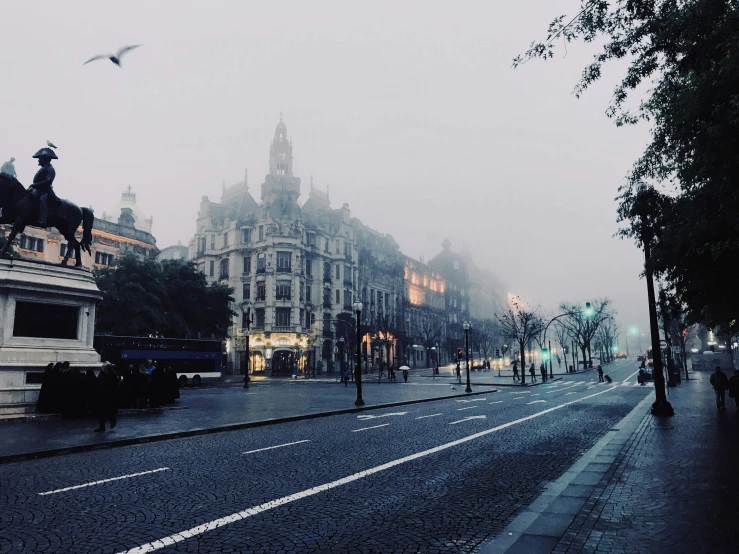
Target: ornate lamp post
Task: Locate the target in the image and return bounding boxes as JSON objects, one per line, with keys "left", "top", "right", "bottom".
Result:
{"left": 463, "top": 322, "right": 472, "bottom": 393}
{"left": 353, "top": 301, "right": 364, "bottom": 406}
{"left": 241, "top": 301, "right": 252, "bottom": 389}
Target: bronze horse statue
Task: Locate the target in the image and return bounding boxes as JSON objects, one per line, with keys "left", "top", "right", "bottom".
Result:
{"left": 0, "top": 173, "right": 94, "bottom": 266}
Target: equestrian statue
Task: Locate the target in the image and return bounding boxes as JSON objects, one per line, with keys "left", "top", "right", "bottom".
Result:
{"left": 0, "top": 147, "right": 93, "bottom": 266}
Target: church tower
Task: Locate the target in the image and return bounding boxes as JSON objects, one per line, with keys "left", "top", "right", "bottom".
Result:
{"left": 261, "top": 115, "right": 301, "bottom": 202}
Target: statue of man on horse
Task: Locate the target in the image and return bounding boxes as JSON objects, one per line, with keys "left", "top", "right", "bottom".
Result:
{"left": 0, "top": 146, "right": 94, "bottom": 266}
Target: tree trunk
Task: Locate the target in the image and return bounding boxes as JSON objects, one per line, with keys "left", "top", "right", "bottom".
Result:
{"left": 520, "top": 339, "right": 526, "bottom": 384}
{"left": 581, "top": 345, "right": 588, "bottom": 370}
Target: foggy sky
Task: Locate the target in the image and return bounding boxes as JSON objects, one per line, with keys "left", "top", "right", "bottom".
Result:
{"left": 0, "top": 0, "right": 652, "bottom": 343}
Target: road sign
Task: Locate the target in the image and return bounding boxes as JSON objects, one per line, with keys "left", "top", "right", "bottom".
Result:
{"left": 659, "top": 340, "right": 668, "bottom": 349}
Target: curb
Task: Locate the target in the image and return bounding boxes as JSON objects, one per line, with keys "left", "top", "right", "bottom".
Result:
{"left": 0, "top": 389, "right": 497, "bottom": 465}
{"left": 0, "top": 405, "right": 188, "bottom": 424}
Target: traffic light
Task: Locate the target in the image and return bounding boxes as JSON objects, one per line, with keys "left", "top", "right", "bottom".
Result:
{"left": 495, "top": 347, "right": 500, "bottom": 358}
{"left": 542, "top": 348, "right": 550, "bottom": 361}
{"left": 457, "top": 348, "right": 464, "bottom": 360}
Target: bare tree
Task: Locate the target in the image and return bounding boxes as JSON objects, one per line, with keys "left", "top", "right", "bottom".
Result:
{"left": 376, "top": 313, "right": 400, "bottom": 368}
{"left": 559, "top": 299, "right": 612, "bottom": 369}
{"left": 498, "top": 297, "right": 545, "bottom": 385}
{"left": 419, "top": 316, "right": 442, "bottom": 371}
{"left": 473, "top": 318, "right": 498, "bottom": 369}
{"left": 553, "top": 321, "right": 570, "bottom": 372}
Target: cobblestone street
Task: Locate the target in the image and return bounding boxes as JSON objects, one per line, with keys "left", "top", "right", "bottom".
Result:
{"left": 0, "top": 360, "right": 648, "bottom": 553}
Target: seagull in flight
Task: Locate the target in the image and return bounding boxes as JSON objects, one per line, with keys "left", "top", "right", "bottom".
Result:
{"left": 46, "top": 141, "right": 57, "bottom": 149}
{"left": 83, "top": 45, "right": 142, "bottom": 67}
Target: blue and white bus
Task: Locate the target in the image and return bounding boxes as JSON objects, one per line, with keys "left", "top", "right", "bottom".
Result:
{"left": 93, "top": 335, "right": 225, "bottom": 387}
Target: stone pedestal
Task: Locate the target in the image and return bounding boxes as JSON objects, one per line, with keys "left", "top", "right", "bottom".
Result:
{"left": 0, "top": 259, "right": 103, "bottom": 415}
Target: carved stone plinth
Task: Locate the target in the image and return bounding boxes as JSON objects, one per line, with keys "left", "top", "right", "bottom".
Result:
{"left": 0, "top": 259, "right": 103, "bottom": 415}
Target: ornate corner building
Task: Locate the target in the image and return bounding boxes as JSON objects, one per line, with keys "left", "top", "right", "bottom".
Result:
{"left": 188, "top": 118, "right": 503, "bottom": 376}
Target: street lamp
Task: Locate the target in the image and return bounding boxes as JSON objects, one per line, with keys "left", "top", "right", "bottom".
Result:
{"left": 241, "top": 302, "right": 252, "bottom": 389}
{"left": 463, "top": 322, "right": 472, "bottom": 393}
{"left": 353, "top": 301, "right": 364, "bottom": 406}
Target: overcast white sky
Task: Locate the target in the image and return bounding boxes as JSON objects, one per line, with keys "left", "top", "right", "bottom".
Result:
{"left": 1, "top": 0, "right": 652, "bottom": 344}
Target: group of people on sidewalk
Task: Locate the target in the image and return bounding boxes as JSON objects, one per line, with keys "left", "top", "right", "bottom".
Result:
{"left": 36, "top": 359, "right": 180, "bottom": 431}
{"left": 710, "top": 366, "right": 739, "bottom": 410}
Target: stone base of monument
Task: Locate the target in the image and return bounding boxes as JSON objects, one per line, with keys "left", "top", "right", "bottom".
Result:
{"left": 0, "top": 258, "right": 103, "bottom": 416}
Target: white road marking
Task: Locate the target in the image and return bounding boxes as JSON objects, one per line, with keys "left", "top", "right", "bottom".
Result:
{"left": 415, "top": 413, "right": 442, "bottom": 420}
{"left": 511, "top": 391, "right": 531, "bottom": 395}
{"left": 457, "top": 406, "right": 480, "bottom": 411}
{"left": 621, "top": 381, "right": 631, "bottom": 386}
{"left": 39, "top": 468, "right": 170, "bottom": 496}
{"left": 531, "top": 394, "right": 540, "bottom": 396}
{"left": 449, "top": 415, "right": 487, "bottom": 425}
{"left": 455, "top": 397, "right": 487, "bottom": 403}
{"left": 356, "top": 412, "right": 408, "bottom": 420}
{"left": 512, "top": 397, "right": 526, "bottom": 400}
{"left": 565, "top": 392, "right": 578, "bottom": 396}
{"left": 547, "top": 383, "right": 579, "bottom": 394}
{"left": 115, "top": 386, "right": 621, "bottom": 554}
{"left": 527, "top": 400, "right": 546, "bottom": 405}
{"left": 351, "top": 423, "right": 391, "bottom": 432}
{"left": 489, "top": 401, "right": 504, "bottom": 404}
{"left": 588, "top": 385, "right": 596, "bottom": 389}
{"left": 242, "top": 440, "right": 311, "bottom": 455}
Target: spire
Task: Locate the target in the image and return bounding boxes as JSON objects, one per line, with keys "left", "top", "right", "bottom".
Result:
{"left": 326, "top": 184, "right": 330, "bottom": 202}
{"left": 310, "top": 173, "right": 314, "bottom": 190}
{"left": 244, "top": 167, "right": 248, "bottom": 187}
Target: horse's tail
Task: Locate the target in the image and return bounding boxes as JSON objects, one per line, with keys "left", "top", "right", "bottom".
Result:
{"left": 81, "top": 207, "right": 94, "bottom": 255}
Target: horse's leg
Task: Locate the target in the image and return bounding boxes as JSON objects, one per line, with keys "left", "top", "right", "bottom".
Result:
{"left": 1, "top": 223, "right": 22, "bottom": 257}
{"left": 73, "top": 239, "right": 83, "bottom": 267}
{"left": 60, "top": 240, "right": 73, "bottom": 265}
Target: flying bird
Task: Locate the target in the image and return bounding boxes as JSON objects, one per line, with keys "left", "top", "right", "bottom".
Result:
{"left": 46, "top": 141, "right": 57, "bottom": 149}
{"left": 83, "top": 45, "right": 142, "bottom": 67}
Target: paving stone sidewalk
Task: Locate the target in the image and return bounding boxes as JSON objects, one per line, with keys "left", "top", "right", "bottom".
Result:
{"left": 482, "top": 366, "right": 739, "bottom": 554}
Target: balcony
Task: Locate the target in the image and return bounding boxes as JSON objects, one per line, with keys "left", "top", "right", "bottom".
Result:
{"left": 272, "top": 325, "right": 294, "bottom": 333}
{"left": 276, "top": 266, "right": 292, "bottom": 274}
{"left": 323, "top": 300, "right": 332, "bottom": 309}
{"left": 256, "top": 267, "right": 266, "bottom": 274}
{"left": 343, "top": 279, "right": 353, "bottom": 287}
{"left": 323, "top": 275, "right": 332, "bottom": 283}
{"left": 343, "top": 303, "right": 353, "bottom": 312}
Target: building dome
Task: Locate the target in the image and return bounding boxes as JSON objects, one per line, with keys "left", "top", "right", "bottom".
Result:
{"left": 101, "top": 185, "right": 153, "bottom": 233}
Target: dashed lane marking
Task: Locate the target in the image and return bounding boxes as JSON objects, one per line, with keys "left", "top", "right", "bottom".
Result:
{"left": 456, "top": 398, "right": 487, "bottom": 403}
{"left": 457, "top": 406, "right": 480, "bottom": 411}
{"left": 356, "top": 412, "right": 408, "bottom": 421}
{"left": 449, "top": 415, "right": 487, "bottom": 425}
{"left": 526, "top": 400, "right": 546, "bottom": 405}
{"left": 415, "top": 413, "right": 443, "bottom": 419}
{"left": 490, "top": 401, "right": 504, "bottom": 404}
{"left": 115, "top": 386, "right": 621, "bottom": 554}
{"left": 565, "top": 392, "right": 578, "bottom": 395}
{"left": 351, "top": 424, "right": 391, "bottom": 432}
{"left": 242, "top": 440, "right": 311, "bottom": 455}
{"left": 39, "top": 468, "right": 170, "bottom": 496}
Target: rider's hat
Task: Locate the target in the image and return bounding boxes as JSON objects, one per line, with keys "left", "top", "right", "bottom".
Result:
{"left": 32, "top": 148, "right": 57, "bottom": 160}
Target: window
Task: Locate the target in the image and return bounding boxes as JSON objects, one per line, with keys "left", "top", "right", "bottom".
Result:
{"left": 258, "top": 226, "right": 264, "bottom": 241}
{"left": 256, "top": 253, "right": 266, "bottom": 273}
{"left": 324, "top": 238, "right": 330, "bottom": 253}
{"left": 305, "top": 257, "right": 313, "bottom": 277}
{"left": 323, "top": 315, "right": 331, "bottom": 336}
{"left": 344, "top": 265, "right": 352, "bottom": 285}
{"left": 210, "top": 235, "right": 215, "bottom": 249}
{"left": 343, "top": 290, "right": 352, "bottom": 310}
{"left": 299, "top": 309, "right": 304, "bottom": 328}
{"left": 453, "top": 260, "right": 460, "bottom": 270}
{"left": 223, "top": 232, "right": 229, "bottom": 248}
{"left": 323, "top": 262, "right": 331, "bottom": 282}
{"left": 243, "top": 229, "right": 252, "bottom": 243}
{"left": 344, "top": 242, "right": 352, "bottom": 258}
{"left": 95, "top": 252, "right": 115, "bottom": 266}
{"left": 323, "top": 288, "right": 331, "bottom": 309}
{"left": 305, "top": 311, "right": 312, "bottom": 329}
{"left": 335, "top": 264, "right": 341, "bottom": 280}
{"left": 209, "top": 260, "right": 215, "bottom": 277}
{"left": 19, "top": 235, "right": 44, "bottom": 252}
{"left": 242, "top": 283, "right": 250, "bottom": 301}
{"left": 275, "top": 308, "right": 291, "bottom": 327}
{"left": 305, "top": 284, "right": 312, "bottom": 304}
{"left": 242, "top": 310, "right": 251, "bottom": 328}
{"left": 370, "top": 289, "right": 375, "bottom": 305}
{"left": 362, "top": 288, "right": 367, "bottom": 302}
{"left": 276, "top": 251, "right": 292, "bottom": 273}
{"left": 308, "top": 233, "right": 316, "bottom": 247}
{"left": 197, "top": 236, "right": 206, "bottom": 255}
{"left": 335, "top": 289, "right": 340, "bottom": 304}
{"left": 60, "top": 243, "right": 67, "bottom": 257}
{"left": 219, "top": 258, "right": 229, "bottom": 279}
{"left": 276, "top": 280, "right": 291, "bottom": 300}
{"left": 255, "top": 308, "right": 265, "bottom": 328}
{"left": 299, "top": 282, "right": 304, "bottom": 302}
{"left": 335, "top": 240, "right": 341, "bottom": 254}
{"left": 243, "top": 255, "right": 251, "bottom": 274}
{"left": 257, "top": 283, "right": 266, "bottom": 301}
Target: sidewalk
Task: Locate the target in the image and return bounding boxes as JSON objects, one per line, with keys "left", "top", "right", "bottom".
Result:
{"left": 481, "top": 367, "right": 739, "bottom": 553}
{"left": 0, "top": 379, "right": 496, "bottom": 463}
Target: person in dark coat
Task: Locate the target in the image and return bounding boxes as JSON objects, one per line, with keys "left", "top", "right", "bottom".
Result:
{"left": 48, "top": 362, "right": 63, "bottom": 413}
{"left": 529, "top": 363, "right": 537, "bottom": 382}
{"left": 59, "top": 362, "right": 74, "bottom": 418}
{"left": 69, "top": 366, "right": 86, "bottom": 418}
{"left": 36, "top": 363, "right": 55, "bottom": 413}
{"left": 540, "top": 364, "right": 547, "bottom": 382}
{"left": 94, "top": 363, "right": 119, "bottom": 432}
{"left": 150, "top": 364, "right": 165, "bottom": 408}
{"left": 84, "top": 368, "right": 97, "bottom": 414}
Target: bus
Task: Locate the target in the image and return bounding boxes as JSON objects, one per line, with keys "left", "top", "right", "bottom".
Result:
{"left": 93, "top": 335, "right": 225, "bottom": 387}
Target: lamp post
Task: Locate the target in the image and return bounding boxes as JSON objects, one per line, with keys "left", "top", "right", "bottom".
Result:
{"left": 241, "top": 302, "right": 252, "bottom": 389}
{"left": 353, "top": 301, "right": 364, "bottom": 406}
{"left": 463, "top": 322, "right": 472, "bottom": 393}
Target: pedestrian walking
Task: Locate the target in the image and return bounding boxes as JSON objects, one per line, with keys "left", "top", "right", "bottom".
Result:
{"left": 403, "top": 368, "right": 409, "bottom": 382}
{"left": 529, "top": 363, "right": 536, "bottom": 382}
{"left": 512, "top": 361, "right": 519, "bottom": 381}
{"left": 728, "top": 369, "right": 739, "bottom": 410}
{"left": 710, "top": 366, "right": 729, "bottom": 410}
{"left": 540, "top": 364, "right": 547, "bottom": 382}
{"left": 342, "top": 368, "right": 349, "bottom": 386}
{"left": 598, "top": 365, "right": 605, "bottom": 382}
{"left": 94, "top": 362, "right": 119, "bottom": 432}
{"left": 456, "top": 362, "right": 462, "bottom": 383}
{"left": 36, "top": 363, "right": 55, "bottom": 413}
